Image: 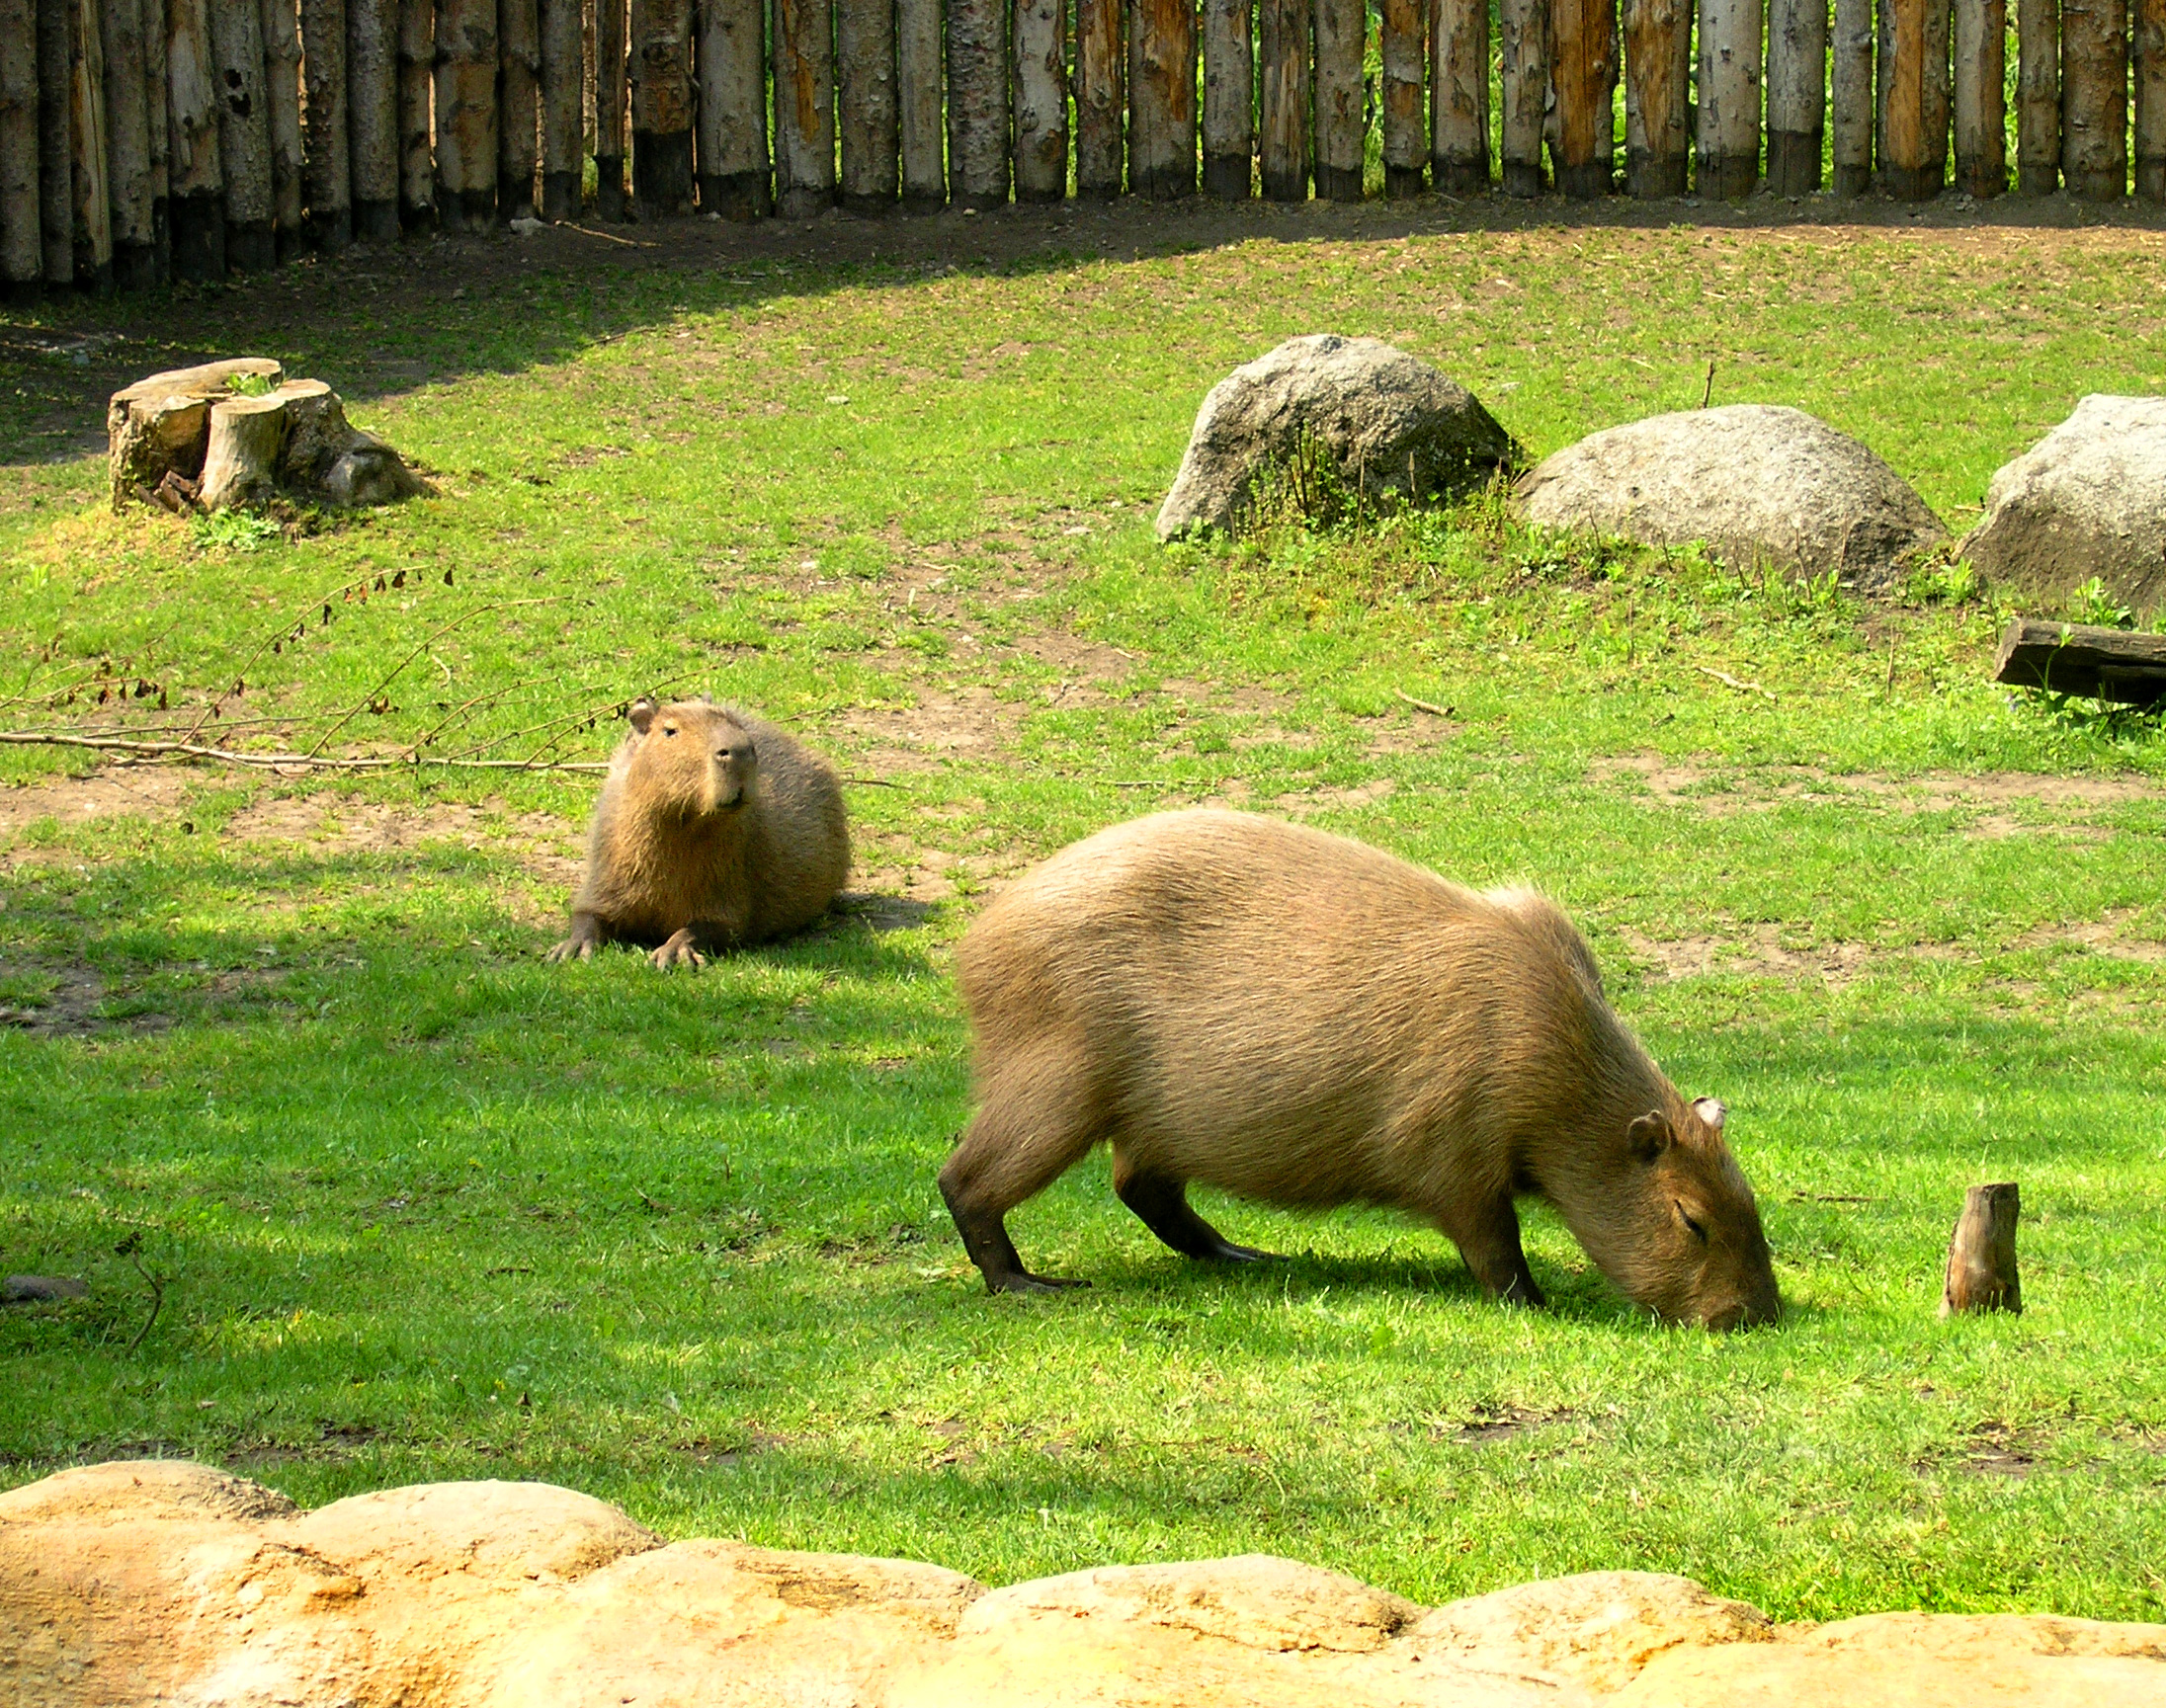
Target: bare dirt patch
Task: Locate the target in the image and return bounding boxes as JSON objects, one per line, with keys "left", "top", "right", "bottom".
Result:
{"left": 1445, "top": 1405, "right": 1576, "bottom": 1445}
{"left": 221, "top": 795, "right": 583, "bottom": 886}
{"left": 0, "top": 959, "right": 171, "bottom": 1035}
{"left": 835, "top": 686, "right": 1025, "bottom": 775}
{"left": 2014, "top": 908, "right": 2166, "bottom": 963}
{"left": 0, "top": 767, "right": 196, "bottom": 835}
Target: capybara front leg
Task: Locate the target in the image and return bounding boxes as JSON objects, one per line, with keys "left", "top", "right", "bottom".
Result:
{"left": 1113, "top": 1162, "right": 1277, "bottom": 1263}
{"left": 546, "top": 911, "right": 607, "bottom": 963}
{"left": 1444, "top": 1196, "right": 1548, "bottom": 1309}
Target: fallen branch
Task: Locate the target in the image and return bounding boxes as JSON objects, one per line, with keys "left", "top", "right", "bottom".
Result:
{"left": 0, "top": 731, "right": 609, "bottom": 773}
{"left": 304, "top": 599, "right": 561, "bottom": 758}
{"left": 1394, "top": 689, "right": 1457, "bottom": 718}
{"left": 1695, "top": 665, "right": 1776, "bottom": 702}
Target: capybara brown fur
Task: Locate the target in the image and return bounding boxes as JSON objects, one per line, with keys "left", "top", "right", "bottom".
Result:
{"left": 547, "top": 697, "right": 849, "bottom": 969}
{"left": 939, "top": 809, "right": 1780, "bottom": 1328}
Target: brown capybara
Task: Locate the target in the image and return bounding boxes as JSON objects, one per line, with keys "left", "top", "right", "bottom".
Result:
{"left": 547, "top": 697, "right": 849, "bottom": 969}
{"left": 939, "top": 809, "right": 1780, "bottom": 1329}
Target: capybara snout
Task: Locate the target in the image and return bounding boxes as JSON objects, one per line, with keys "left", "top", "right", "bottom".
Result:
{"left": 626, "top": 699, "right": 758, "bottom": 818}
{"left": 1601, "top": 1099, "right": 1781, "bottom": 1330}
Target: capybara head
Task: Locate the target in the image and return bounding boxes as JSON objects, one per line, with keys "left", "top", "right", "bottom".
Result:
{"left": 625, "top": 698, "right": 757, "bottom": 820}
{"left": 1587, "top": 1097, "right": 1780, "bottom": 1330}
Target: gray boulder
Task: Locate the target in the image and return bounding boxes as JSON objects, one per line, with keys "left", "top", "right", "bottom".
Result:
{"left": 1515, "top": 404, "right": 1947, "bottom": 589}
{"left": 1964, "top": 395, "right": 2166, "bottom": 616}
{"left": 1155, "top": 335, "right": 1516, "bottom": 539}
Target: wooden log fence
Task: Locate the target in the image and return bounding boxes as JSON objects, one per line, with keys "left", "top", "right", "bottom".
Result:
{"left": 14, "top": 0, "right": 2166, "bottom": 295}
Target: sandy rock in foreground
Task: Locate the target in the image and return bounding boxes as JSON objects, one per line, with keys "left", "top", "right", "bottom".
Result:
{"left": 2, "top": 1460, "right": 2163, "bottom": 1707}
{"left": 1515, "top": 404, "right": 1946, "bottom": 590}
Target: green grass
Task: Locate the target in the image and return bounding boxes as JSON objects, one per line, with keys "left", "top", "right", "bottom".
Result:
{"left": 3, "top": 212, "right": 2164, "bottom": 1625}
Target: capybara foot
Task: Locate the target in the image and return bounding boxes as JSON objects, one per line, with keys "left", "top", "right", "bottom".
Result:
{"left": 544, "top": 937, "right": 596, "bottom": 963}
{"left": 1493, "top": 1272, "right": 1548, "bottom": 1309}
{"left": 987, "top": 1270, "right": 1092, "bottom": 1295}
{"left": 649, "top": 930, "right": 708, "bottom": 971}
{"left": 1208, "top": 1240, "right": 1281, "bottom": 1263}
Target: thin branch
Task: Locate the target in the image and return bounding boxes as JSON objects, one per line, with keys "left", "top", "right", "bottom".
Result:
{"left": 180, "top": 569, "right": 410, "bottom": 744}
{"left": 1695, "top": 665, "right": 1777, "bottom": 702}
{"left": 304, "top": 599, "right": 559, "bottom": 758}
{"left": 1394, "top": 689, "right": 1457, "bottom": 718}
{"left": 0, "top": 731, "right": 609, "bottom": 773}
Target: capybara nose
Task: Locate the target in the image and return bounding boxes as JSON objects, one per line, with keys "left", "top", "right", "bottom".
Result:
{"left": 1705, "top": 1294, "right": 1780, "bottom": 1332}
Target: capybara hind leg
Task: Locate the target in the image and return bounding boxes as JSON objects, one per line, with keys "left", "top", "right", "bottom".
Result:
{"left": 1441, "top": 1195, "right": 1548, "bottom": 1308}
{"left": 1113, "top": 1159, "right": 1277, "bottom": 1262}
{"left": 938, "top": 1089, "right": 1100, "bottom": 1294}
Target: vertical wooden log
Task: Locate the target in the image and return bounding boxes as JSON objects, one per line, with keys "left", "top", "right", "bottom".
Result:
{"left": 773, "top": 0, "right": 835, "bottom": 213}
{"left": 1131, "top": 0, "right": 1197, "bottom": 196}
{"left": 498, "top": 0, "right": 540, "bottom": 217}
{"left": 395, "top": 0, "right": 432, "bottom": 223}
{"left": 1074, "top": 0, "right": 1125, "bottom": 196}
{"left": 1312, "top": 0, "right": 1362, "bottom": 197}
{"left": 432, "top": 0, "right": 495, "bottom": 227}
{"left": 1204, "top": 0, "right": 1254, "bottom": 195}
{"left": 71, "top": 0, "right": 114, "bottom": 288}
{"left": 541, "top": 0, "right": 577, "bottom": 214}
{"left": 164, "top": 0, "right": 223, "bottom": 276}
{"left": 208, "top": 0, "right": 272, "bottom": 266}
{"left": 1259, "top": 0, "right": 1307, "bottom": 197}
{"left": 838, "top": 0, "right": 899, "bottom": 209}
{"left": 1432, "top": 0, "right": 1489, "bottom": 189}
{"left": 100, "top": 0, "right": 154, "bottom": 284}
{"left": 350, "top": 0, "right": 401, "bottom": 234}
{"left": 1623, "top": 0, "right": 1688, "bottom": 193}
{"left": 897, "top": 0, "right": 944, "bottom": 204}
{"left": 1923, "top": 0, "right": 1950, "bottom": 190}
{"left": 300, "top": 0, "right": 351, "bottom": 241}
{"left": 2061, "top": 0, "right": 2127, "bottom": 199}
{"left": 2134, "top": 0, "right": 2166, "bottom": 196}
{"left": 141, "top": 0, "right": 168, "bottom": 272}
{"left": 946, "top": 0, "right": 1005, "bottom": 206}
{"left": 1766, "top": 0, "right": 1826, "bottom": 192}
{"left": 696, "top": 0, "right": 768, "bottom": 214}
{"left": 1878, "top": 0, "right": 1930, "bottom": 193}
{"left": 1698, "top": 0, "right": 1761, "bottom": 194}
{"left": 1498, "top": 0, "right": 1547, "bottom": 194}
{"left": 629, "top": 0, "right": 692, "bottom": 212}
{"left": 1940, "top": 1182, "right": 2021, "bottom": 1316}
{"left": 1380, "top": 0, "right": 1423, "bottom": 194}
{"left": 1012, "top": 0, "right": 1063, "bottom": 200}
{"left": 1550, "top": 0, "right": 1616, "bottom": 196}
{"left": 1954, "top": 0, "right": 2006, "bottom": 192}
{"left": 0, "top": 0, "right": 39, "bottom": 298}
{"left": 260, "top": 0, "right": 302, "bottom": 254}
{"left": 2016, "top": 0, "right": 2058, "bottom": 189}
{"left": 594, "top": 0, "right": 625, "bottom": 215}
{"left": 39, "top": 0, "right": 74, "bottom": 283}
{"left": 1830, "top": 0, "right": 1872, "bottom": 192}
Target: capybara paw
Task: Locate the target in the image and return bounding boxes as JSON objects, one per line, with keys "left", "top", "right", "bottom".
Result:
{"left": 648, "top": 936, "right": 706, "bottom": 971}
{"left": 988, "top": 1271, "right": 1091, "bottom": 1295}
{"left": 1210, "top": 1242, "right": 1281, "bottom": 1263}
{"left": 544, "top": 937, "right": 596, "bottom": 964}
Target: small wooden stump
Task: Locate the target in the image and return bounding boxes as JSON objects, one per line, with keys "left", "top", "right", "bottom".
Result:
{"left": 200, "top": 393, "right": 290, "bottom": 510}
{"left": 1941, "top": 1181, "right": 2022, "bottom": 1317}
{"left": 107, "top": 359, "right": 285, "bottom": 507}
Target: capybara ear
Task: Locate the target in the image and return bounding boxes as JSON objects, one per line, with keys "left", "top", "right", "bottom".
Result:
{"left": 1692, "top": 1097, "right": 1727, "bottom": 1132}
{"left": 628, "top": 698, "right": 657, "bottom": 734}
{"left": 1626, "top": 1110, "right": 1672, "bottom": 1162}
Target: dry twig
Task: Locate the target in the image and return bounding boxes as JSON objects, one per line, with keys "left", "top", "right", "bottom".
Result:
{"left": 1394, "top": 689, "right": 1457, "bottom": 718}
{"left": 0, "top": 731, "right": 609, "bottom": 773}
{"left": 1694, "top": 666, "right": 1776, "bottom": 702}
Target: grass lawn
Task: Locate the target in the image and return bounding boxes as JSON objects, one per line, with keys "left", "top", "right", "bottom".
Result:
{"left": 2, "top": 203, "right": 2163, "bottom": 1624}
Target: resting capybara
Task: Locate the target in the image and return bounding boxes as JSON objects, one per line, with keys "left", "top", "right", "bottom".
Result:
{"left": 939, "top": 809, "right": 1780, "bottom": 1328}
{"left": 547, "top": 697, "right": 849, "bottom": 969}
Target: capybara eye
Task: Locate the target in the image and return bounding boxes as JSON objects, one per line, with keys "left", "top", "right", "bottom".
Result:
{"left": 1676, "top": 1201, "right": 1708, "bottom": 1242}
{"left": 663, "top": 726, "right": 677, "bottom": 737}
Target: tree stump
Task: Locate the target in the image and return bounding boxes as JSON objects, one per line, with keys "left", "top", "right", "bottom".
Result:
{"left": 107, "top": 358, "right": 284, "bottom": 506}
{"left": 200, "top": 392, "right": 288, "bottom": 510}
{"left": 1941, "top": 1182, "right": 2022, "bottom": 1316}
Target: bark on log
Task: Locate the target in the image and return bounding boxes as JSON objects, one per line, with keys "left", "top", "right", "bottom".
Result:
{"left": 1550, "top": 0, "right": 1617, "bottom": 197}
{"left": 1433, "top": 0, "right": 1489, "bottom": 190}
{"left": 629, "top": 0, "right": 693, "bottom": 214}
{"left": 259, "top": 0, "right": 301, "bottom": 254}
{"left": 946, "top": 0, "right": 1006, "bottom": 207}
{"left": 1879, "top": 0, "right": 1932, "bottom": 196}
{"left": 300, "top": 0, "right": 351, "bottom": 243}
{"left": 1259, "top": 0, "right": 1309, "bottom": 199}
{"left": 2017, "top": 0, "right": 2059, "bottom": 191}
{"left": 1766, "top": 0, "right": 1826, "bottom": 194}
{"left": 1130, "top": 0, "right": 1196, "bottom": 199}
{"left": 70, "top": 0, "right": 114, "bottom": 288}
{"left": 1312, "top": 0, "right": 1363, "bottom": 199}
{"left": 1379, "top": 0, "right": 1422, "bottom": 196}
{"left": 837, "top": 0, "right": 898, "bottom": 208}
{"left": 594, "top": 0, "right": 626, "bottom": 216}
{"left": 1993, "top": 618, "right": 2166, "bottom": 701}
{"left": 279, "top": 377, "right": 425, "bottom": 504}
{"left": 1012, "top": 0, "right": 1064, "bottom": 202}
{"left": 494, "top": 0, "right": 539, "bottom": 218}
{"left": 772, "top": 0, "right": 835, "bottom": 216}
{"left": 207, "top": 0, "right": 270, "bottom": 267}
{"left": 100, "top": 0, "right": 154, "bottom": 285}
{"left": 696, "top": 0, "right": 768, "bottom": 216}
{"left": 0, "top": 0, "right": 38, "bottom": 298}
{"left": 432, "top": 0, "right": 495, "bottom": 228}
{"left": 898, "top": 0, "right": 944, "bottom": 205}
{"left": 107, "top": 356, "right": 283, "bottom": 506}
{"left": 348, "top": 0, "right": 399, "bottom": 235}
{"left": 394, "top": 0, "right": 430, "bottom": 224}
{"left": 1204, "top": 0, "right": 1254, "bottom": 196}
{"left": 38, "top": 0, "right": 73, "bottom": 283}
{"left": 200, "top": 391, "right": 287, "bottom": 510}
{"left": 1940, "top": 1182, "right": 2021, "bottom": 1317}
{"left": 1499, "top": 0, "right": 1548, "bottom": 196}
{"left": 2136, "top": 0, "right": 2166, "bottom": 197}
{"left": 2061, "top": 0, "right": 2128, "bottom": 200}
{"left": 140, "top": 0, "right": 167, "bottom": 274}
{"left": 1831, "top": 0, "right": 1873, "bottom": 192}
{"left": 1924, "top": 0, "right": 1951, "bottom": 194}
{"left": 1623, "top": 0, "right": 1688, "bottom": 194}
{"left": 1955, "top": 0, "right": 2007, "bottom": 193}
{"left": 540, "top": 0, "right": 577, "bottom": 216}
{"left": 164, "top": 0, "right": 222, "bottom": 277}
{"left": 1698, "top": 0, "right": 1761, "bottom": 196}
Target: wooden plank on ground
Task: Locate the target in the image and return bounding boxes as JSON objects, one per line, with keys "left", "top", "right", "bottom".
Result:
{"left": 1993, "top": 619, "right": 2166, "bottom": 701}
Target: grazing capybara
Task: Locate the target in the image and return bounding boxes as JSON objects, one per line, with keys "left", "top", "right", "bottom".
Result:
{"left": 939, "top": 809, "right": 1780, "bottom": 1328}
{"left": 547, "top": 697, "right": 849, "bottom": 969}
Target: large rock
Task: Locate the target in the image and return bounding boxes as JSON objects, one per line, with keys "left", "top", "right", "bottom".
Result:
{"left": 1155, "top": 335, "right": 1517, "bottom": 539}
{"left": 1515, "top": 405, "right": 1947, "bottom": 590}
{"left": 4, "top": 1461, "right": 2165, "bottom": 1706}
{"left": 1965, "top": 395, "right": 2166, "bottom": 616}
